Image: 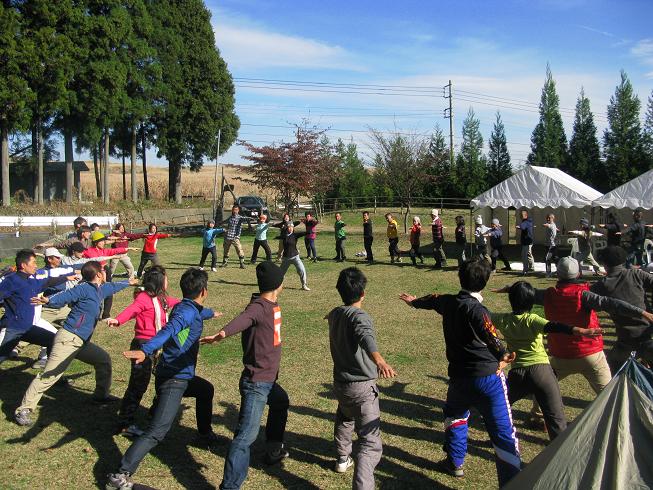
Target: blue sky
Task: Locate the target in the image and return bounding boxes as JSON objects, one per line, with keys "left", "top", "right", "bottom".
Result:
{"left": 92, "top": 0, "right": 653, "bottom": 167}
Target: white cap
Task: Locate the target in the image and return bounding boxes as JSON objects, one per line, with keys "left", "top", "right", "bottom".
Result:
{"left": 475, "top": 215, "right": 483, "bottom": 225}
{"left": 491, "top": 218, "right": 500, "bottom": 225}
{"left": 431, "top": 209, "right": 439, "bottom": 216}
{"left": 44, "top": 247, "right": 63, "bottom": 259}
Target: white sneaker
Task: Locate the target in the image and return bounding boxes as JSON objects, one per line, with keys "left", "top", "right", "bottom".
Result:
{"left": 211, "top": 267, "right": 217, "bottom": 272}
{"left": 198, "top": 267, "right": 204, "bottom": 271}
{"left": 335, "top": 455, "right": 354, "bottom": 473}
{"left": 301, "top": 284, "right": 311, "bottom": 291}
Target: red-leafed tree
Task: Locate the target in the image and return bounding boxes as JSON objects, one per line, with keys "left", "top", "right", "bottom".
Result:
{"left": 239, "top": 123, "right": 337, "bottom": 213}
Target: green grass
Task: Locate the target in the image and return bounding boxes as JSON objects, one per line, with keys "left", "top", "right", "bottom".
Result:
{"left": 0, "top": 219, "right": 611, "bottom": 489}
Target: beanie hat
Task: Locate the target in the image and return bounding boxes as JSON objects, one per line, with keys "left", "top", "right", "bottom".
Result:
{"left": 579, "top": 218, "right": 590, "bottom": 227}
{"left": 597, "top": 245, "right": 627, "bottom": 268}
{"left": 475, "top": 215, "right": 483, "bottom": 225}
{"left": 91, "top": 231, "right": 106, "bottom": 243}
{"left": 491, "top": 218, "right": 500, "bottom": 225}
{"left": 556, "top": 256, "right": 580, "bottom": 280}
{"left": 256, "top": 261, "right": 284, "bottom": 292}
{"left": 71, "top": 241, "right": 87, "bottom": 253}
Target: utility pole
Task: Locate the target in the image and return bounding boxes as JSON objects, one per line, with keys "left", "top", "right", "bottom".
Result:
{"left": 211, "top": 129, "right": 222, "bottom": 219}
{"left": 443, "top": 80, "right": 454, "bottom": 167}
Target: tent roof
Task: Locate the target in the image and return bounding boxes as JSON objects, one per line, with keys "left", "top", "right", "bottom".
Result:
{"left": 504, "top": 358, "right": 653, "bottom": 490}
{"left": 592, "top": 168, "right": 653, "bottom": 210}
{"left": 470, "top": 165, "right": 602, "bottom": 209}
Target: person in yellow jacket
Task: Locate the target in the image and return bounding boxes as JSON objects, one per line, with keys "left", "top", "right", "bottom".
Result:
{"left": 385, "top": 213, "right": 401, "bottom": 264}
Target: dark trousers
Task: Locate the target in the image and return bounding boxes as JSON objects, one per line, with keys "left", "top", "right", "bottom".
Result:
{"left": 545, "top": 246, "right": 558, "bottom": 274}
{"left": 507, "top": 364, "right": 567, "bottom": 441}
{"left": 409, "top": 241, "right": 423, "bottom": 265}
{"left": 102, "top": 265, "right": 113, "bottom": 319}
{"left": 199, "top": 246, "right": 218, "bottom": 269}
{"left": 137, "top": 252, "right": 160, "bottom": 278}
{"left": 251, "top": 239, "right": 272, "bottom": 263}
{"left": 364, "top": 236, "right": 374, "bottom": 262}
{"left": 491, "top": 246, "right": 511, "bottom": 270}
{"left": 304, "top": 236, "right": 317, "bottom": 258}
{"left": 335, "top": 237, "right": 346, "bottom": 260}
{"left": 220, "top": 376, "right": 289, "bottom": 490}
{"left": 0, "top": 326, "right": 56, "bottom": 363}
{"left": 607, "top": 339, "right": 653, "bottom": 373}
{"left": 119, "top": 375, "right": 214, "bottom": 474}
{"left": 388, "top": 237, "right": 400, "bottom": 260}
{"left": 118, "top": 338, "right": 155, "bottom": 429}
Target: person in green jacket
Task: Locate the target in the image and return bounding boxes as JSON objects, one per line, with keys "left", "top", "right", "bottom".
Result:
{"left": 334, "top": 213, "right": 347, "bottom": 262}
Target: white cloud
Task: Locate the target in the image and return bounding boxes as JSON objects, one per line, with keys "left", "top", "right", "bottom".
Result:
{"left": 214, "top": 23, "right": 361, "bottom": 71}
{"left": 631, "top": 39, "right": 653, "bottom": 78}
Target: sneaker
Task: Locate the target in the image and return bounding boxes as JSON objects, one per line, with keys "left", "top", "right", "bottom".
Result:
{"left": 220, "top": 261, "right": 228, "bottom": 268}
{"left": 301, "top": 284, "right": 311, "bottom": 291}
{"left": 198, "top": 266, "right": 204, "bottom": 271}
{"left": 32, "top": 357, "right": 48, "bottom": 369}
{"left": 311, "top": 257, "right": 318, "bottom": 263}
{"left": 9, "top": 348, "right": 19, "bottom": 359}
{"left": 15, "top": 408, "right": 33, "bottom": 426}
{"left": 106, "top": 472, "right": 133, "bottom": 490}
{"left": 239, "top": 263, "right": 246, "bottom": 269}
{"left": 211, "top": 267, "right": 217, "bottom": 272}
{"left": 396, "top": 258, "right": 402, "bottom": 263}
{"left": 93, "top": 394, "right": 120, "bottom": 404}
{"left": 334, "top": 455, "right": 354, "bottom": 473}
{"left": 265, "top": 446, "right": 289, "bottom": 465}
{"left": 436, "top": 458, "right": 464, "bottom": 477}
{"left": 119, "top": 424, "right": 145, "bottom": 438}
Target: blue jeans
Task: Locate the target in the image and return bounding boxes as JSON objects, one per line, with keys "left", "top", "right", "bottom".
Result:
{"left": 304, "top": 236, "right": 317, "bottom": 258}
{"left": 444, "top": 373, "right": 521, "bottom": 487}
{"left": 119, "top": 375, "right": 214, "bottom": 475}
{"left": 220, "top": 376, "right": 289, "bottom": 490}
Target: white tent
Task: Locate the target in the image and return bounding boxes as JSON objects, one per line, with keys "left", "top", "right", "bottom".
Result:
{"left": 592, "top": 168, "right": 653, "bottom": 210}
{"left": 471, "top": 166, "right": 603, "bottom": 245}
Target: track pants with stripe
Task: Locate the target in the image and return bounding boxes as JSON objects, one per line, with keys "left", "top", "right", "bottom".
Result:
{"left": 443, "top": 372, "right": 521, "bottom": 487}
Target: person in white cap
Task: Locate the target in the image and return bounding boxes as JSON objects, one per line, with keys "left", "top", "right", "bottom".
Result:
{"left": 430, "top": 209, "right": 447, "bottom": 268}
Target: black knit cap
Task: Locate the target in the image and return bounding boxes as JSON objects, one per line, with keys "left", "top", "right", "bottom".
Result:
{"left": 597, "top": 245, "right": 627, "bottom": 267}
{"left": 256, "top": 260, "right": 284, "bottom": 292}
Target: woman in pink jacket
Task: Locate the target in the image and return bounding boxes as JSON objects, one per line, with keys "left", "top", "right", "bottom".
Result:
{"left": 106, "top": 266, "right": 180, "bottom": 437}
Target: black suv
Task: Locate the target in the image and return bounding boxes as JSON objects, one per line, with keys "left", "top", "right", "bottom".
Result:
{"left": 235, "top": 196, "right": 270, "bottom": 222}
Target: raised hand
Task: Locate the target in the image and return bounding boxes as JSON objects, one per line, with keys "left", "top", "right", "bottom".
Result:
{"left": 399, "top": 293, "right": 416, "bottom": 305}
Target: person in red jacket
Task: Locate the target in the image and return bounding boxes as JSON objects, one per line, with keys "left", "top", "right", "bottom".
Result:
{"left": 106, "top": 266, "right": 181, "bottom": 437}
{"left": 132, "top": 223, "right": 174, "bottom": 278}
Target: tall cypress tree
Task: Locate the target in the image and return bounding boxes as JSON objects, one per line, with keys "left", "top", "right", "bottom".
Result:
{"left": 423, "top": 125, "right": 451, "bottom": 197}
{"left": 527, "top": 64, "right": 568, "bottom": 167}
{"left": 455, "top": 108, "right": 487, "bottom": 197}
{"left": 487, "top": 111, "right": 512, "bottom": 187}
{"left": 603, "top": 71, "right": 645, "bottom": 189}
{"left": 149, "top": 0, "right": 239, "bottom": 203}
{"left": 642, "top": 90, "right": 653, "bottom": 169}
{"left": 568, "top": 88, "right": 602, "bottom": 188}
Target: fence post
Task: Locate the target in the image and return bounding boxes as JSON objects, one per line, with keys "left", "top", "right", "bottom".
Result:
{"left": 374, "top": 196, "right": 377, "bottom": 213}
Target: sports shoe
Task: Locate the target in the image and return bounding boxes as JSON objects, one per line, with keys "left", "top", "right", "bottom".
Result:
{"left": 265, "top": 446, "right": 289, "bottom": 465}
{"left": 211, "top": 267, "right": 217, "bottom": 272}
{"left": 15, "top": 408, "right": 33, "bottom": 426}
{"left": 436, "top": 458, "right": 464, "bottom": 477}
{"left": 301, "top": 284, "right": 311, "bottom": 291}
{"left": 32, "top": 356, "right": 48, "bottom": 369}
{"left": 220, "top": 261, "right": 228, "bottom": 268}
{"left": 106, "top": 472, "right": 133, "bottom": 489}
{"left": 198, "top": 267, "right": 204, "bottom": 271}
{"left": 334, "top": 455, "right": 354, "bottom": 473}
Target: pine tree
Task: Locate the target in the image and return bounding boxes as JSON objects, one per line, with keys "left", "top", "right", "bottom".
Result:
{"left": 487, "top": 111, "right": 512, "bottom": 187}
{"left": 642, "top": 90, "right": 653, "bottom": 169}
{"left": 527, "top": 64, "right": 568, "bottom": 167}
{"left": 603, "top": 71, "right": 645, "bottom": 190}
{"left": 332, "top": 139, "right": 372, "bottom": 202}
{"left": 149, "top": 0, "right": 239, "bottom": 203}
{"left": 454, "top": 108, "right": 487, "bottom": 197}
{"left": 423, "top": 125, "right": 451, "bottom": 197}
{"left": 568, "top": 88, "right": 602, "bottom": 188}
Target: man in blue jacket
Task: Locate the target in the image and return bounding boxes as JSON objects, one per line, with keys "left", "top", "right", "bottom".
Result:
{"left": 0, "top": 249, "right": 73, "bottom": 364}
{"left": 14, "top": 261, "right": 136, "bottom": 426}
{"left": 106, "top": 268, "right": 222, "bottom": 490}
{"left": 517, "top": 209, "right": 534, "bottom": 275}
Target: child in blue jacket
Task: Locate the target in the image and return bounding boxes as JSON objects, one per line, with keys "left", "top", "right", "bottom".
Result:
{"left": 107, "top": 268, "right": 222, "bottom": 490}
{"left": 198, "top": 220, "right": 225, "bottom": 271}
{"left": 15, "top": 261, "right": 136, "bottom": 426}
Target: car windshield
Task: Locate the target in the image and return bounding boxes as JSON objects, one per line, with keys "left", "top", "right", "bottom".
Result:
{"left": 240, "top": 197, "right": 261, "bottom": 206}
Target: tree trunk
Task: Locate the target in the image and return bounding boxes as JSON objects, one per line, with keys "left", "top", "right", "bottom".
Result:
{"left": 141, "top": 124, "right": 149, "bottom": 200}
{"left": 403, "top": 202, "right": 410, "bottom": 234}
{"left": 1, "top": 125, "right": 9, "bottom": 206}
{"left": 131, "top": 125, "right": 137, "bottom": 202}
{"left": 93, "top": 146, "right": 101, "bottom": 198}
{"left": 64, "top": 127, "right": 73, "bottom": 202}
{"left": 168, "top": 161, "right": 182, "bottom": 204}
{"left": 122, "top": 153, "right": 127, "bottom": 200}
{"left": 103, "top": 130, "right": 110, "bottom": 204}
{"left": 35, "top": 118, "right": 44, "bottom": 204}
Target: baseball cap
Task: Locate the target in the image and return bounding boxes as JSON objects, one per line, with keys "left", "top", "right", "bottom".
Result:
{"left": 91, "top": 231, "right": 106, "bottom": 243}
{"left": 44, "top": 247, "right": 63, "bottom": 259}
{"left": 491, "top": 218, "right": 500, "bottom": 225}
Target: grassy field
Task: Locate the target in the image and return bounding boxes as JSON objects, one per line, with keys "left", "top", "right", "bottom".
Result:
{"left": 0, "top": 209, "right": 610, "bottom": 489}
